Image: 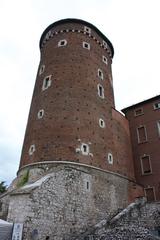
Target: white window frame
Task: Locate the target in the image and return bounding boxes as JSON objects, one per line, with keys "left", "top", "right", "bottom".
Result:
{"left": 137, "top": 125, "right": 148, "bottom": 143}
{"left": 84, "top": 26, "right": 91, "bottom": 34}
{"left": 144, "top": 186, "right": 156, "bottom": 201}
{"left": 42, "top": 75, "right": 52, "bottom": 91}
{"left": 134, "top": 107, "right": 144, "bottom": 116}
{"left": 153, "top": 102, "right": 160, "bottom": 110}
{"left": 108, "top": 153, "right": 113, "bottom": 164}
{"left": 83, "top": 41, "right": 90, "bottom": 50}
{"left": 140, "top": 154, "right": 152, "bottom": 175}
{"left": 98, "top": 69, "right": 104, "bottom": 80}
{"left": 157, "top": 120, "right": 160, "bottom": 137}
{"left": 97, "top": 84, "right": 104, "bottom": 99}
{"left": 102, "top": 55, "right": 108, "bottom": 64}
{"left": 45, "top": 30, "right": 52, "bottom": 40}
{"left": 58, "top": 39, "right": 67, "bottom": 47}
{"left": 99, "top": 118, "right": 105, "bottom": 128}
{"left": 39, "top": 64, "right": 45, "bottom": 75}
{"left": 29, "top": 144, "right": 35, "bottom": 156}
{"left": 81, "top": 143, "right": 89, "bottom": 155}
{"left": 37, "top": 109, "right": 44, "bottom": 119}
{"left": 103, "top": 40, "right": 108, "bottom": 49}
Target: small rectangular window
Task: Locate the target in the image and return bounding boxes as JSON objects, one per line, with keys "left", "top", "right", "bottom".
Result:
{"left": 137, "top": 126, "right": 147, "bottom": 143}
{"left": 42, "top": 75, "right": 52, "bottom": 91}
{"left": 83, "top": 42, "right": 90, "bottom": 50}
{"left": 84, "top": 26, "right": 91, "bottom": 34}
{"left": 144, "top": 187, "right": 156, "bottom": 202}
{"left": 140, "top": 155, "right": 152, "bottom": 175}
{"left": 134, "top": 107, "right": 143, "bottom": 116}
{"left": 58, "top": 39, "right": 67, "bottom": 47}
{"left": 157, "top": 121, "right": 160, "bottom": 137}
{"left": 98, "top": 69, "right": 103, "bottom": 80}
{"left": 153, "top": 102, "right": 160, "bottom": 110}
{"left": 102, "top": 55, "right": 108, "bottom": 64}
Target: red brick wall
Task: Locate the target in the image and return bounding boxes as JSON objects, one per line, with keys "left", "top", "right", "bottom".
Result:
{"left": 124, "top": 97, "right": 160, "bottom": 200}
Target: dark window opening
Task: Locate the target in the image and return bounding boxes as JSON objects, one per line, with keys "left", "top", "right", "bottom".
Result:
{"left": 145, "top": 187, "right": 155, "bottom": 202}
{"left": 137, "top": 126, "right": 147, "bottom": 143}
{"left": 141, "top": 155, "right": 151, "bottom": 174}
{"left": 134, "top": 108, "right": 143, "bottom": 116}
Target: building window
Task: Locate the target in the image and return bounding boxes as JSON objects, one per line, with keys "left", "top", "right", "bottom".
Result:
{"left": 84, "top": 26, "right": 91, "bottom": 33}
{"left": 137, "top": 125, "right": 147, "bottom": 143}
{"left": 29, "top": 144, "right": 35, "bottom": 155}
{"left": 45, "top": 30, "right": 52, "bottom": 40}
{"left": 102, "top": 55, "right": 108, "bottom": 64}
{"left": 144, "top": 187, "right": 156, "bottom": 202}
{"left": 97, "top": 84, "right": 104, "bottom": 99}
{"left": 98, "top": 69, "right": 103, "bottom": 80}
{"left": 108, "top": 153, "right": 113, "bottom": 164}
{"left": 99, "top": 118, "right": 105, "bottom": 128}
{"left": 140, "top": 155, "right": 152, "bottom": 175}
{"left": 83, "top": 42, "right": 90, "bottom": 50}
{"left": 37, "top": 109, "right": 44, "bottom": 119}
{"left": 58, "top": 39, "right": 67, "bottom": 47}
{"left": 42, "top": 75, "right": 52, "bottom": 91}
{"left": 39, "top": 64, "right": 45, "bottom": 75}
{"left": 157, "top": 121, "right": 160, "bottom": 137}
{"left": 103, "top": 40, "right": 108, "bottom": 48}
{"left": 153, "top": 102, "right": 160, "bottom": 110}
{"left": 134, "top": 107, "right": 143, "bottom": 116}
{"left": 81, "top": 143, "right": 89, "bottom": 155}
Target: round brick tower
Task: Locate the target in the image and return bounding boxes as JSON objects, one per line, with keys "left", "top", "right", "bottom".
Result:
{"left": 19, "top": 19, "right": 116, "bottom": 171}
{"left": 7, "top": 19, "right": 143, "bottom": 240}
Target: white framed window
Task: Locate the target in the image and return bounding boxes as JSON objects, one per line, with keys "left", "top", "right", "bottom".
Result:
{"left": 153, "top": 102, "right": 160, "bottom": 110}
{"left": 137, "top": 125, "right": 147, "bottom": 143}
{"left": 29, "top": 144, "right": 35, "bottom": 156}
{"left": 103, "top": 40, "right": 108, "bottom": 48}
{"left": 144, "top": 187, "right": 156, "bottom": 202}
{"left": 108, "top": 153, "right": 113, "bottom": 164}
{"left": 157, "top": 120, "right": 160, "bottom": 137}
{"left": 37, "top": 109, "right": 44, "bottom": 119}
{"left": 83, "top": 41, "right": 90, "bottom": 50}
{"left": 58, "top": 39, "right": 67, "bottom": 47}
{"left": 134, "top": 107, "right": 143, "bottom": 116}
{"left": 99, "top": 118, "right": 105, "bottom": 128}
{"left": 45, "top": 30, "right": 52, "bottom": 40}
{"left": 42, "top": 75, "right": 52, "bottom": 91}
{"left": 102, "top": 55, "right": 108, "bottom": 64}
{"left": 97, "top": 84, "right": 104, "bottom": 99}
{"left": 39, "top": 64, "right": 45, "bottom": 75}
{"left": 140, "top": 155, "right": 152, "bottom": 175}
{"left": 81, "top": 143, "right": 89, "bottom": 155}
{"left": 84, "top": 26, "right": 91, "bottom": 33}
{"left": 98, "top": 69, "right": 103, "bottom": 80}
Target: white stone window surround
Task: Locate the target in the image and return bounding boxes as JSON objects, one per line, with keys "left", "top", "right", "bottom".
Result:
{"left": 37, "top": 109, "right": 44, "bottom": 119}
{"left": 137, "top": 125, "right": 148, "bottom": 143}
{"left": 99, "top": 118, "right": 105, "bottom": 128}
{"left": 153, "top": 102, "right": 160, "bottom": 110}
{"left": 29, "top": 144, "right": 35, "bottom": 156}
{"left": 83, "top": 41, "right": 90, "bottom": 50}
{"left": 42, "top": 75, "right": 52, "bottom": 91}
{"left": 58, "top": 39, "right": 67, "bottom": 47}
{"left": 102, "top": 55, "right": 108, "bottom": 64}
{"left": 103, "top": 40, "right": 108, "bottom": 49}
{"left": 157, "top": 120, "right": 160, "bottom": 137}
{"left": 134, "top": 107, "right": 144, "bottom": 117}
{"left": 98, "top": 68, "right": 104, "bottom": 80}
{"left": 140, "top": 154, "right": 152, "bottom": 175}
{"left": 97, "top": 84, "right": 105, "bottom": 99}
{"left": 84, "top": 26, "right": 91, "bottom": 34}
{"left": 108, "top": 153, "right": 113, "bottom": 164}
{"left": 81, "top": 143, "right": 90, "bottom": 155}
{"left": 39, "top": 64, "right": 45, "bottom": 75}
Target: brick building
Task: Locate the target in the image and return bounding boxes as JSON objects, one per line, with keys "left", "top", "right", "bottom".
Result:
{"left": 0, "top": 18, "right": 159, "bottom": 240}
{"left": 122, "top": 95, "right": 160, "bottom": 202}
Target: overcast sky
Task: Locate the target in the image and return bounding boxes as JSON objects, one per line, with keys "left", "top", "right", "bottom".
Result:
{"left": 0, "top": 0, "right": 160, "bottom": 185}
